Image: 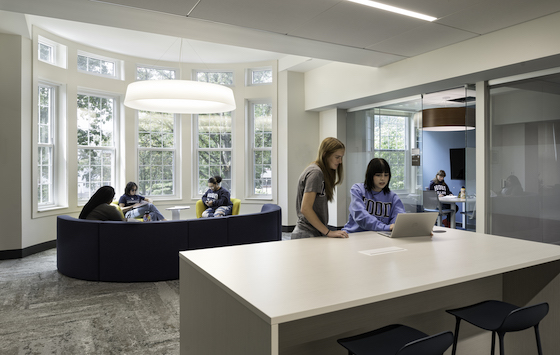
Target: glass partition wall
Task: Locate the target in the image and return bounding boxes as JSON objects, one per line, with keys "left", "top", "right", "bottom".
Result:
{"left": 422, "top": 86, "right": 476, "bottom": 231}
{"left": 489, "top": 71, "right": 560, "bottom": 244}
{"left": 346, "top": 86, "right": 476, "bottom": 231}
{"left": 346, "top": 99, "right": 423, "bottom": 214}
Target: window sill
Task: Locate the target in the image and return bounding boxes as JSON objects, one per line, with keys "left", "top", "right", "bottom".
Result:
{"left": 34, "top": 205, "right": 71, "bottom": 219}
{"left": 245, "top": 196, "right": 273, "bottom": 201}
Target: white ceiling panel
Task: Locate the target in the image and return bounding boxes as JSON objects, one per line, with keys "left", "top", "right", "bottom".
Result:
{"left": 27, "top": 14, "right": 286, "bottom": 64}
{"left": 437, "top": 0, "right": 560, "bottom": 34}
{"left": 188, "top": 0, "right": 341, "bottom": 34}
{"left": 2, "top": 0, "right": 560, "bottom": 70}
{"left": 367, "top": 23, "right": 478, "bottom": 57}
{"left": 92, "top": 0, "right": 198, "bottom": 17}
{"left": 288, "top": 2, "right": 426, "bottom": 49}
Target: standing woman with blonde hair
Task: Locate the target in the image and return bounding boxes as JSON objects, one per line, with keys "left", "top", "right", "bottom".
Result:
{"left": 291, "top": 137, "right": 349, "bottom": 239}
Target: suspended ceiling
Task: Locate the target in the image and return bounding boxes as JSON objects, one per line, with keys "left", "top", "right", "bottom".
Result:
{"left": 1, "top": 0, "right": 560, "bottom": 71}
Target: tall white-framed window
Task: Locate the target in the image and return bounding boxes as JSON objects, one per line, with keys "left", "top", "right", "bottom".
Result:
{"left": 248, "top": 101, "right": 272, "bottom": 197}
{"left": 136, "top": 65, "right": 177, "bottom": 80}
{"left": 37, "top": 84, "right": 56, "bottom": 206}
{"left": 195, "top": 112, "right": 233, "bottom": 195}
{"left": 138, "top": 111, "right": 177, "bottom": 197}
{"left": 38, "top": 35, "right": 67, "bottom": 68}
{"left": 77, "top": 92, "right": 117, "bottom": 201}
{"left": 246, "top": 67, "right": 272, "bottom": 86}
{"left": 372, "top": 110, "right": 409, "bottom": 191}
{"left": 195, "top": 70, "right": 234, "bottom": 86}
{"left": 77, "top": 51, "right": 122, "bottom": 79}
{"left": 134, "top": 65, "right": 178, "bottom": 197}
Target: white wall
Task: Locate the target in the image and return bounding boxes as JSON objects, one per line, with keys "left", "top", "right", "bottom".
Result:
{"left": 277, "top": 71, "right": 321, "bottom": 227}
{"left": 0, "top": 34, "right": 24, "bottom": 250}
{"left": 304, "top": 11, "right": 560, "bottom": 111}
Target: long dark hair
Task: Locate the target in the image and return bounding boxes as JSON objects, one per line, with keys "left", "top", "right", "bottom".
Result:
{"left": 364, "top": 158, "right": 392, "bottom": 194}
{"left": 124, "top": 181, "right": 138, "bottom": 195}
{"left": 79, "top": 186, "right": 116, "bottom": 219}
{"left": 314, "top": 137, "right": 345, "bottom": 202}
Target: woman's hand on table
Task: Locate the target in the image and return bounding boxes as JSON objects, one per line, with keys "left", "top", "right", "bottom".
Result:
{"left": 328, "top": 230, "right": 349, "bottom": 238}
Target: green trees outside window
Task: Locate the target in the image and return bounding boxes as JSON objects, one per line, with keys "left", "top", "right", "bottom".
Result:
{"left": 138, "top": 111, "right": 175, "bottom": 196}
{"left": 197, "top": 112, "right": 232, "bottom": 193}
{"left": 374, "top": 114, "right": 406, "bottom": 191}
{"left": 77, "top": 94, "right": 115, "bottom": 200}
{"left": 38, "top": 85, "right": 54, "bottom": 205}
{"left": 252, "top": 103, "right": 272, "bottom": 195}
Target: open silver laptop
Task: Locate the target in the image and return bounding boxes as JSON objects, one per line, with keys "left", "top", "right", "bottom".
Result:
{"left": 377, "top": 212, "right": 438, "bottom": 238}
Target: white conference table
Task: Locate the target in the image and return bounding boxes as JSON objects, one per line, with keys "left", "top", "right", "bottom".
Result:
{"left": 179, "top": 228, "right": 560, "bottom": 355}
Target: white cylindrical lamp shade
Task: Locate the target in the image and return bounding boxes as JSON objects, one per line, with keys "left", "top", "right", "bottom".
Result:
{"left": 124, "top": 80, "right": 236, "bottom": 114}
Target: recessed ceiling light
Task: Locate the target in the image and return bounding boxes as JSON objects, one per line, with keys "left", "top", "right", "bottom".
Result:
{"left": 347, "top": 0, "right": 437, "bottom": 22}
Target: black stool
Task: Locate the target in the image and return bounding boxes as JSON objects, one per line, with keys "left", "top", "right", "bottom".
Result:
{"left": 337, "top": 324, "right": 453, "bottom": 355}
{"left": 446, "top": 300, "right": 548, "bottom": 355}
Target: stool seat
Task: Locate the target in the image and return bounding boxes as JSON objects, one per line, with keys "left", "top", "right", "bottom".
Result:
{"left": 446, "top": 300, "right": 548, "bottom": 355}
{"left": 337, "top": 324, "right": 453, "bottom": 355}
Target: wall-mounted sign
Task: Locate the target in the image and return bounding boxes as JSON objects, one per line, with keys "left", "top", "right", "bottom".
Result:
{"left": 412, "top": 148, "right": 420, "bottom": 166}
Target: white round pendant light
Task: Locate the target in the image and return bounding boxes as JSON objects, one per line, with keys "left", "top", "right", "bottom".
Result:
{"left": 124, "top": 79, "right": 236, "bottom": 114}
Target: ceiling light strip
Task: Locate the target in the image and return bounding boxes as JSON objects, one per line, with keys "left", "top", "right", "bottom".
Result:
{"left": 347, "top": 0, "right": 437, "bottom": 22}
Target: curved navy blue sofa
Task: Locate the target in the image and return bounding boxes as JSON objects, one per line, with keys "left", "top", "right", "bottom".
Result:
{"left": 57, "top": 204, "right": 281, "bottom": 282}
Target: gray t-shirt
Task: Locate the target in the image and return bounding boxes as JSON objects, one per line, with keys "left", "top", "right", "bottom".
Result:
{"left": 295, "top": 164, "right": 328, "bottom": 236}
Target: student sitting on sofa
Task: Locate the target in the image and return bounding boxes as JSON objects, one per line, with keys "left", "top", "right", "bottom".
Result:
{"left": 118, "top": 181, "right": 166, "bottom": 221}
{"left": 79, "top": 186, "right": 125, "bottom": 221}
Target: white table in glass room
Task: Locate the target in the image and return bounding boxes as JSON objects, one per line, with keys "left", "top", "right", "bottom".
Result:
{"left": 179, "top": 228, "right": 560, "bottom": 355}
{"left": 438, "top": 195, "right": 475, "bottom": 228}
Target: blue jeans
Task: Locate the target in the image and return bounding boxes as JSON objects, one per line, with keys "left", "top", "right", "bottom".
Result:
{"left": 202, "top": 205, "right": 232, "bottom": 218}
{"left": 125, "top": 203, "right": 165, "bottom": 221}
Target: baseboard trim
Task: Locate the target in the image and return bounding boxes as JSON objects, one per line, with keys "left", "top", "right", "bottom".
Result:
{"left": 0, "top": 240, "right": 56, "bottom": 260}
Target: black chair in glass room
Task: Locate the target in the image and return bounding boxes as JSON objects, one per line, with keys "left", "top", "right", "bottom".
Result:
{"left": 446, "top": 300, "right": 549, "bottom": 355}
{"left": 337, "top": 324, "right": 453, "bottom": 355}
{"left": 423, "top": 190, "right": 453, "bottom": 227}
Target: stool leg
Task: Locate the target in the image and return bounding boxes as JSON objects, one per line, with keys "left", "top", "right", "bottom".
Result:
{"left": 498, "top": 332, "right": 505, "bottom": 355}
{"left": 451, "top": 318, "right": 461, "bottom": 355}
{"left": 534, "top": 324, "right": 543, "bottom": 355}
{"left": 491, "top": 331, "right": 496, "bottom": 355}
